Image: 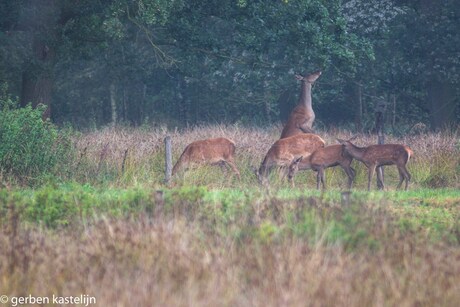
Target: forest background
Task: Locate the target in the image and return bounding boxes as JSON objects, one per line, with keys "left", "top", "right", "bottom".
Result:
{"left": 1, "top": 0, "right": 459, "bottom": 132}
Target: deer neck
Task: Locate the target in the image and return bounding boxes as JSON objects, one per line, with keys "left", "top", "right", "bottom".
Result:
{"left": 258, "top": 162, "right": 267, "bottom": 178}
{"left": 344, "top": 143, "right": 366, "bottom": 161}
{"left": 299, "top": 81, "right": 313, "bottom": 112}
{"left": 257, "top": 156, "right": 271, "bottom": 181}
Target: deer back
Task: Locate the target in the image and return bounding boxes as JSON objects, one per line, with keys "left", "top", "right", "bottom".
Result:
{"left": 311, "top": 144, "right": 352, "bottom": 166}
{"left": 362, "top": 144, "right": 412, "bottom": 165}
{"left": 265, "top": 134, "right": 325, "bottom": 164}
{"left": 187, "top": 138, "right": 235, "bottom": 162}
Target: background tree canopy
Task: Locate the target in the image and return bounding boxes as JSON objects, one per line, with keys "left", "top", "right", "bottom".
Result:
{"left": 0, "top": 0, "right": 458, "bottom": 131}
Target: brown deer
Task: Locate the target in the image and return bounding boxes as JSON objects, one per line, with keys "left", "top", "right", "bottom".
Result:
{"left": 172, "top": 137, "right": 240, "bottom": 179}
{"left": 337, "top": 137, "right": 413, "bottom": 191}
{"left": 280, "top": 71, "right": 322, "bottom": 139}
{"left": 288, "top": 144, "right": 356, "bottom": 190}
{"left": 255, "top": 133, "right": 325, "bottom": 185}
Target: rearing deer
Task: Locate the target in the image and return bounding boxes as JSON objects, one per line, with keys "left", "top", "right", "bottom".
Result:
{"left": 337, "top": 136, "right": 413, "bottom": 191}
{"left": 255, "top": 133, "right": 325, "bottom": 185}
{"left": 280, "top": 71, "right": 321, "bottom": 139}
{"left": 172, "top": 137, "right": 240, "bottom": 179}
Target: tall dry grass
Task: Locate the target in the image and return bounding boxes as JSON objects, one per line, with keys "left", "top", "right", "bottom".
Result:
{"left": 1, "top": 211, "right": 459, "bottom": 307}
{"left": 70, "top": 125, "right": 460, "bottom": 189}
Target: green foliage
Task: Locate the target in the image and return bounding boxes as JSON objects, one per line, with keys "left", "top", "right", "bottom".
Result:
{"left": 0, "top": 98, "right": 72, "bottom": 184}
{"left": 27, "top": 185, "right": 80, "bottom": 227}
{"left": 2, "top": 0, "right": 458, "bottom": 128}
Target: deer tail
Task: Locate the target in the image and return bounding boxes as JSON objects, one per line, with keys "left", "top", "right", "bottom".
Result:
{"left": 406, "top": 147, "right": 414, "bottom": 162}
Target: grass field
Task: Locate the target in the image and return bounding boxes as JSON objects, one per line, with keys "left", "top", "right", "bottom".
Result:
{"left": 1, "top": 126, "right": 459, "bottom": 306}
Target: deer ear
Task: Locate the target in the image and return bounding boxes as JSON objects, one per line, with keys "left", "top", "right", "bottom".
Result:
{"left": 292, "top": 156, "right": 303, "bottom": 164}
{"left": 349, "top": 135, "right": 358, "bottom": 141}
{"left": 295, "top": 74, "right": 303, "bottom": 80}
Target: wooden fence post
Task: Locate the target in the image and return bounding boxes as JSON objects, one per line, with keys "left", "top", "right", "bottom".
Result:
{"left": 164, "top": 136, "right": 172, "bottom": 184}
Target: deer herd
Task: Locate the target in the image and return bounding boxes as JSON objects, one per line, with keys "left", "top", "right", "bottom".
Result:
{"left": 172, "top": 71, "right": 413, "bottom": 191}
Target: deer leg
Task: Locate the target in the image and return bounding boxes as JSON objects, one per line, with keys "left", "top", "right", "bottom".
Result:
{"left": 396, "top": 167, "right": 405, "bottom": 189}
{"left": 343, "top": 166, "right": 355, "bottom": 189}
{"left": 288, "top": 168, "right": 296, "bottom": 188}
{"left": 301, "top": 117, "right": 315, "bottom": 132}
{"left": 217, "top": 161, "right": 228, "bottom": 175}
{"left": 278, "top": 166, "right": 290, "bottom": 182}
{"left": 368, "top": 165, "right": 376, "bottom": 191}
{"left": 401, "top": 165, "right": 411, "bottom": 190}
{"left": 289, "top": 174, "right": 296, "bottom": 188}
{"left": 225, "top": 160, "right": 241, "bottom": 180}
{"left": 299, "top": 120, "right": 314, "bottom": 133}
{"left": 376, "top": 166, "right": 385, "bottom": 190}
{"left": 316, "top": 171, "right": 321, "bottom": 190}
{"left": 319, "top": 168, "right": 326, "bottom": 190}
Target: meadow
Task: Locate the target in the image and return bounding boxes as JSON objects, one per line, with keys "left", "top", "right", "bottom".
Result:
{"left": 1, "top": 125, "right": 460, "bottom": 306}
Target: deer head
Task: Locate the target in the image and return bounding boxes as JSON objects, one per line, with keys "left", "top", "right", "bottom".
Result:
{"left": 287, "top": 156, "right": 304, "bottom": 181}
{"left": 337, "top": 135, "right": 358, "bottom": 146}
{"left": 337, "top": 135, "right": 359, "bottom": 157}
{"left": 295, "top": 71, "right": 322, "bottom": 83}
{"left": 251, "top": 166, "right": 264, "bottom": 185}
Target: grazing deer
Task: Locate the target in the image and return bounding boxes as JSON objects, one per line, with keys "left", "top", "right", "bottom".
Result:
{"left": 288, "top": 144, "right": 356, "bottom": 190}
{"left": 255, "top": 133, "right": 325, "bottom": 185}
{"left": 337, "top": 136, "right": 413, "bottom": 191}
{"left": 280, "top": 71, "right": 322, "bottom": 139}
{"left": 172, "top": 137, "right": 240, "bottom": 179}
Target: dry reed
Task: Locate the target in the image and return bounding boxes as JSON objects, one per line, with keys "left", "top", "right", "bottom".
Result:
{"left": 71, "top": 125, "right": 459, "bottom": 189}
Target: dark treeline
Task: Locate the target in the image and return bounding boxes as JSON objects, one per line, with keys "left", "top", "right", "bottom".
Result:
{"left": 0, "top": 0, "right": 458, "bottom": 132}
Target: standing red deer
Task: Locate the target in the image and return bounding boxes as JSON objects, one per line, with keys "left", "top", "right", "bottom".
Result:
{"left": 172, "top": 137, "right": 240, "bottom": 179}
{"left": 255, "top": 133, "right": 325, "bottom": 185}
{"left": 337, "top": 137, "right": 413, "bottom": 191}
{"left": 280, "top": 71, "right": 322, "bottom": 139}
{"left": 288, "top": 144, "right": 356, "bottom": 190}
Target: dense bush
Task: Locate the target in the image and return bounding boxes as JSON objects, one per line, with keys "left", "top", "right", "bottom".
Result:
{"left": 0, "top": 96, "right": 72, "bottom": 184}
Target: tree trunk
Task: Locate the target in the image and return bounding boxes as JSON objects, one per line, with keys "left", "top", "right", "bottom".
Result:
{"left": 392, "top": 94, "right": 396, "bottom": 131}
{"left": 110, "top": 83, "right": 117, "bottom": 126}
{"left": 418, "top": 0, "right": 458, "bottom": 131}
{"left": 375, "top": 99, "right": 386, "bottom": 190}
{"left": 428, "top": 80, "right": 457, "bottom": 131}
{"left": 141, "top": 83, "right": 147, "bottom": 126}
{"left": 346, "top": 81, "right": 363, "bottom": 133}
{"left": 19, "top": 0, "right": 58, "bottom": 120}
{"left": 177, "top": 78, "right": 190, "bottom": 126}
{"left": 21, "top": 66, "right": 53, "bottom": 119}
{"left": 264, "top": 86, "right": 272, "bottom": 123}
{"left": 20, "top": 32, "right": 55, "bottom": 120}
{"left": 356, "top": 83, "right": 363, "bottom": 133}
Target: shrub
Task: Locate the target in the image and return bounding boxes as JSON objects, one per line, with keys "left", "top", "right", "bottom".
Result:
{"left": 0, "top": 96, "right": 72, "bottom": 184}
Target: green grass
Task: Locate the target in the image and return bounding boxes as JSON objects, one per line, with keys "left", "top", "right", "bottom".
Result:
{"left": 2, "top": 184, "right": 458, "bottom": 246}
